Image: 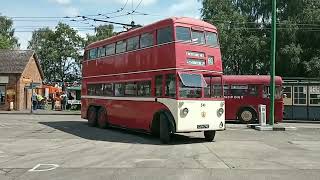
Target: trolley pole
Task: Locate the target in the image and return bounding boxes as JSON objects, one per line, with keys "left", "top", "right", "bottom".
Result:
{"left": 269, "top": 0, "right": 277, "bottom": 125}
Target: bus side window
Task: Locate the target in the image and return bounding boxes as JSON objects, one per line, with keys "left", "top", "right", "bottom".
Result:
{"left": 114, "top": 83, "right": 125, "bottom": 96}
{"left": 165, "top": 74, "right": 176, "bottom": 97}
{"left": 124, "top": 82, "right": 137, "bottom": 97}
{"left": 248, "top": 85, "right": 258, "bottom": 96}
{"left": 157, "top": 26, "right": 173, "bottom": 44}
{"left": 155, "top": 75, "right": 163, "bottom": 96}
{"left": 137, "top": 81, "right": 151, "bottom": 97}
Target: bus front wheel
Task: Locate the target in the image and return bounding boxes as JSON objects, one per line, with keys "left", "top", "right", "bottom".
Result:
{"left": 238, "top": 108, "right": 256, "bottom": 124}
{"left": 159, "top": 113, "right": 171, "bottom": 144}
{"left": 87, "top": 106, "right": 97, "bottom": 127}
{"left": 204, "top": 130, "right": 216, "bottom": 142}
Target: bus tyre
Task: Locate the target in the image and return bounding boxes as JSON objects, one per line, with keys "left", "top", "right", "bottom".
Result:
{"left": 239, "top": 108, "right": 256, "bottom": 124}
{"left": 87, "top": 107, "right": 97, "bottom": 127}
{"left": 204, "top": 130, "right": 216, "bottom": 142}
{"left": 159, "top": 113, "right": 171, "bottom": 144}
{"left": 97, "top": 108, "right": 109, "bottom": 129}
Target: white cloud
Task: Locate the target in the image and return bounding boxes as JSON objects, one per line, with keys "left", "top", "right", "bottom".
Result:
{"left": 64, "top": 6, "right": 80, "bottom": 16}
{"left": 50, "top": 0, "right": 72, "bottom": 5}
{"left": 168, "top": 0, "right": 201, "bottom": 19}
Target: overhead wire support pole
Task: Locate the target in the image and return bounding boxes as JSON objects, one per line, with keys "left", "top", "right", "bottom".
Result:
{"left": 269, "top": 0, "right": 277, "bottom": 126}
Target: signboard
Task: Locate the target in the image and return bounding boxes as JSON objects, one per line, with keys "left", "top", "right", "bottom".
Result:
{"left": 25, "top": 83, "right": 42, "bottom": 89}
{"left": 309, "top": 86, "right": 320, "bottom": 94}
{"left": 67, "top": 100, "right": 81, "bottom": 105}
{"left": 0, "top": 76, "right": 9, "bottom": 83}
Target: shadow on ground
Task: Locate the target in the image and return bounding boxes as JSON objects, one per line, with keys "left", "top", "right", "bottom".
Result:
{"left": 40, "top": 121, "right": 208, "bottom": 145}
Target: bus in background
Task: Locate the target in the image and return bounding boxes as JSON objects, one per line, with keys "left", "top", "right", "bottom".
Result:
{"left": 81, "top": 17, "right": 225, "bottom": 143}
{"left": 221, "top": 75, "right": 283, "bottom": 124}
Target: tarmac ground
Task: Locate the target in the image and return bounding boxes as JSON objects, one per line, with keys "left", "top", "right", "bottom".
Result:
{"left": 0, "top": 114, "right": 320, "bottom": 180}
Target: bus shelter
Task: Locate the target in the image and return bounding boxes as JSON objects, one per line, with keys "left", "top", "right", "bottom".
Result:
{"left": 283, "top": 78, "right": 320, "bottom": 121}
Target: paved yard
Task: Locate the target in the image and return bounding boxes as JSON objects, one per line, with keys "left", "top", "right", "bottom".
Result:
{"left": 0, "top": 114, "right": 320, "bottom": 180}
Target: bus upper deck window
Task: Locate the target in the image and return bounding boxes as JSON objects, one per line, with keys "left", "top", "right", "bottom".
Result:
{"left": 157, "top": 26, "right": 173, "bottom": 44}
{"left": 206, "top": 32, "right": 218, "bottom": 46}
{"left": 191, "top": 30, "right": 205, "bottom": 44}
{"left": 176, "top": 27, "right": 191, "bottom": 42}
{"left": 140, "top": 33, "right": 154, "bottom": 48}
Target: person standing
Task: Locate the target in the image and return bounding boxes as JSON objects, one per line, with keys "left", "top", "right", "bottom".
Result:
{"left": 61, "top": 92, "right": 67, "bottom": 110}
{"left": 32, "top": 92, "right": 38, "bottom": 110}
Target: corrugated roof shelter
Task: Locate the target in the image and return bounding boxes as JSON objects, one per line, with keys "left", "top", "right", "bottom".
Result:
{"left": 0, "top": 50, "right": 44, "bottom": 111}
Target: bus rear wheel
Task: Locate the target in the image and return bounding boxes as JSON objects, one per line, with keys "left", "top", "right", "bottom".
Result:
{"left": 204, "top": 130, "right": 216, "bottom": 142}
{"left": 239, "top": 108, "right": 256, "bottom": 124}
{"left": 87, "top": 106, "right": 97, "bottom": 127}
{"left": 97, "top": 108, "right": 109, "bottom": 129}
{"left": 159, "top": 113, "right": 171, "bottom": 144}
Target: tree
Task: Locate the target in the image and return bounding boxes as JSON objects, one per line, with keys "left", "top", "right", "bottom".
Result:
{"left": 0, "top": 16, "right": 19, "bottom": 49}
{"left": 200, "top": 0, "right": 320, "bottom": 78}
{"left": 28, "top": 23, "right": 84, "bottom": 82}
{"left": 86, "top": 24, "right": 116, "bottom": 46}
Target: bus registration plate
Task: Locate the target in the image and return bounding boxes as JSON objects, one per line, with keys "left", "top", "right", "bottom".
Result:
{"left": 197, "top": 124, "right": 209, "bottom": 129}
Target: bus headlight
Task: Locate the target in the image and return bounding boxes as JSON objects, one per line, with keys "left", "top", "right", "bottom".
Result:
{"left": 217, "top": 108, "right": 224, "bottom": 117}
{"left": 182, "top": 108, "right": 189, "bottom": 116}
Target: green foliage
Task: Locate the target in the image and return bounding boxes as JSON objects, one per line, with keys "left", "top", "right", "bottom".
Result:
{"left": 28, "top": 23, "right": 84, "bottom": 82}
{"left": 86, "top": 24, "right": 116, "bottom": 46}
{"left": 201, "top": 0, "right": 320, "bottom": 77}
{"left": 0, "top": 16, "right": 19, "bottom": 49}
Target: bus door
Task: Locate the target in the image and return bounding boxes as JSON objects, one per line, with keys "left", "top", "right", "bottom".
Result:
{"left": 308, "top": 85, "right": 320, "bottom": 120}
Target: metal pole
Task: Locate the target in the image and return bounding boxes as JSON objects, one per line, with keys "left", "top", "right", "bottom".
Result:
{"left": 269, "top": 0, "right": 277, "bottom": 125}
{"left": 30, "top": 81, "right": 34, "bottom": 114}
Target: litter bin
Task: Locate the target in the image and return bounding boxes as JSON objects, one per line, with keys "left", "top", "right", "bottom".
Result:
{"left": 258, "top": 104, "right": 267, "bottom": 126}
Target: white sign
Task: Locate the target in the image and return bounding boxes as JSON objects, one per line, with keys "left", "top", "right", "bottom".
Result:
{"left": 0, "top": 76, "right": 9, "bottom": 83}
{"left": 309, "top": 86, "right": 320, "bottom": 94}
{"left": 67, "top": 100, "right": 81, "bottom": 105}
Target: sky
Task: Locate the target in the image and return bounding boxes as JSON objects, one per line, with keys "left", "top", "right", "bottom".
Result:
{"left": 0, "top": 0, "right": 202, "bottom": 49}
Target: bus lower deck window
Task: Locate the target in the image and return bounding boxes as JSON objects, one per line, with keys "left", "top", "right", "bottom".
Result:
{"left": 155, "top": 75, "right": 163, "bottom": 96}
{"left": 165, "top": 74, "right": 176, "bottom": 97}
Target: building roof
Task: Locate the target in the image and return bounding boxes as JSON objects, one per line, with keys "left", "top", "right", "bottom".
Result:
{"left": 0, "top": 50, "right": 44, "bottom": 79}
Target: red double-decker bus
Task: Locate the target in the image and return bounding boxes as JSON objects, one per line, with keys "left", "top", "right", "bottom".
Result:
{"left": 81, "top": 17, "right": 225, "bottom": 143}
{"left": 221, "top": 75, "right": 283, "bottom": 123}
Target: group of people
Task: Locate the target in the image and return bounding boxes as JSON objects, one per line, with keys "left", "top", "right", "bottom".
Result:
{"left": 49, "top": 92, "right": 68, "bottom": 111}
{"left": 32, "top": 91, "right": 69, "bottom": 111}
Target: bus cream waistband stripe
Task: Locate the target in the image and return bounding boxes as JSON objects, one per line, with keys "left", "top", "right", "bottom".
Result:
{"left": 81, "top": 95, "right": 156, "bottom": 102}
{"left": 83, "top": 68, "right": 222, "bottom": 79}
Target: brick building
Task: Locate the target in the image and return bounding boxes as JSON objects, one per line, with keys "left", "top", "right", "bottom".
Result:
{"left": 0, "top": 50, "right": 44, "bottom": 111}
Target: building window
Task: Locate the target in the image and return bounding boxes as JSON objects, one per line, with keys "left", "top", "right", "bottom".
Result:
{"left": 124, "top": 82, "right": 137, "bottom": 96}
{"left": 206, "top": 32, "right": 218, "bottom": 46}
{"left": 137, "top": 81, "right": 151, "bottom": 97}
{"left": 165, "top": 74, "right": 176, "bottom": 97}
{"left": 155, "top": 75, "right": 163, "bottom": 96}
{"left": 106, "top": 43, "right": 115, "bottom": 56}
{"left": 176, "top": 26, "right": 191, "bottom": 42}
{"left": 114, "top": 83, "right": 125, "bottom": 96}
{"left": 0, "top": 85, "right": 5, "bottom": 104}
{"left": 283, "top": 86, "right": 292, "bottom": 98}
{"left": 294, "top": 86, "right": 306, "bottom": 105}
{"left": 309, "top": 86, "right": 320, "bottom": 105}
{"left": 127, "top": 36, "right": 139, "bottom": 51}
{"left": 191, "top": 30, "right": 205, "bottom": 44}
{"left": 89, "top": 48, "right": 97, "bottom": 59}
{"left": 157, "top": 26, "right": 173, "bottom": 44}
{"left": 116, "top": 40, "right": 126, "bottom": 54}
{"left": 140, "top": 33, "right": 154, "bottom": 48}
